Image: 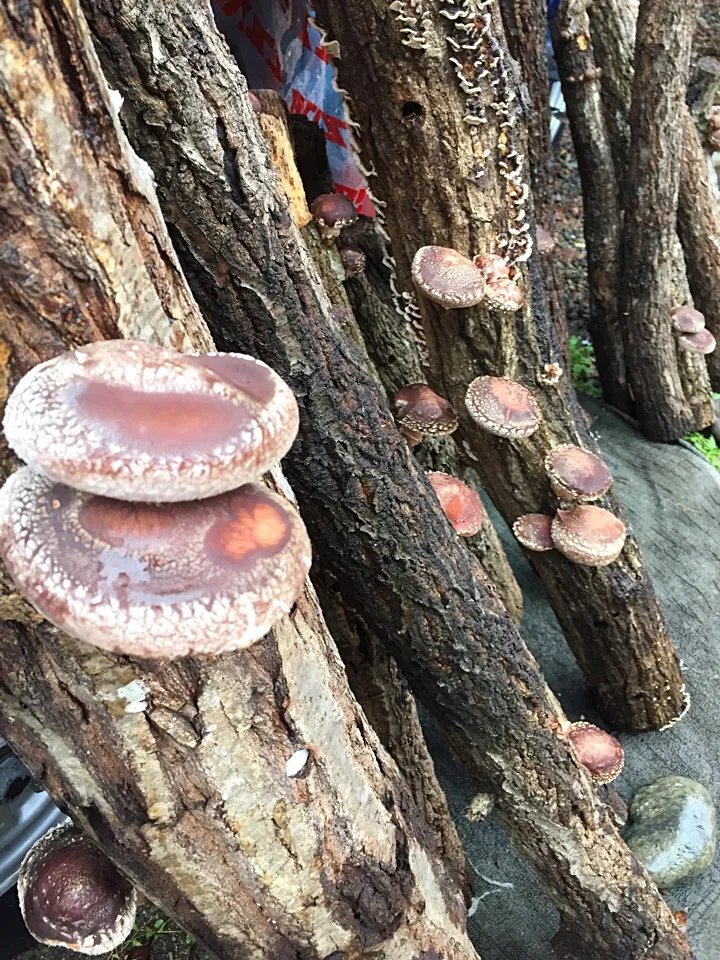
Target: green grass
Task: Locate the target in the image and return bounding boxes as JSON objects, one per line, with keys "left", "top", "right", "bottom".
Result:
{"left": 568, "top": 335, "right": 601, "bottom": 398}
{"left": 685, "top": 432, "right": 720, "bottom": 471}
{"left": 108, "top": 916, "right": 194, "bottom": 959}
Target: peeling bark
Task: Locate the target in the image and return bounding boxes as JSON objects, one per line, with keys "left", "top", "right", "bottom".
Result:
{"left": 310, "top": 0, "right": 685, "bottom": 733}
{"left": 0, "top": 2, "right": 479, "bottom": 958}
{"left": 77, "top": 0, "right": 694, "bottom": 955}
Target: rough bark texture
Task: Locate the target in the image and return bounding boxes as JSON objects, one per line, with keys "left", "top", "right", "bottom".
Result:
{"left": 553, "top": 4, "right": 629, "bottom": 411}
{"left": 79, "top": 0, "right": 693, "bottom": 955}
{"left": 500, "top": 0, "right": 570, "bottom": 369}
{"left": 311, "top": 0, "right": 685, "bottom": 733}
{"left": 617, "top": 0, "right": 714, "bottom": 440}
{"left": 0, "top": 3, "right": 479, "bottom": 958}
{"left": 590, "top": 0, "right": 720, "bottom": 398}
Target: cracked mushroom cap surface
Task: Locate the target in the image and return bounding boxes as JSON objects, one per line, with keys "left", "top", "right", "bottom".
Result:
{"left": 3, "top": 341, "right": 299, "bottom": 502}
{"left": 18, "top": 823, "right": 136, "bottom": 956}
{"left": 0, "top": 467, "right": 311, "bottom": 658}
{"left": 393, "top": 384, "right": 459, "bottom": 439}
{"left": 310, "top": 193, "right": 358, "bottom": 229}
{"left": 545, "top": 444, "right": 613, "bottom": 502}
{"left": 427, "top": 472, "right": 486, "bottom": 536}
{"left": 567, "top": 722, "right": 624, "bottom": 784}
{"left": 465, "top": 376, "right": 540, "bottom": 438}
{"left": 677, "top": 328, "right": 717, "bottom": 355}
{"left": 671, "top": 305, "right": 705, "bottom": 334}
{"left": 483, "top": 278, "right": 524, "bottom": 312}
{"left": 512, "top": 513, "right": 554, "bottom": 551}
{"left": 473, "top": 253, "right": 511, "bottom": 283}
{"left": 411, "top": 246, "right": 487, "bottom": 308}
{"left": 551, "top": 504, "right": 626, "bottom": 566}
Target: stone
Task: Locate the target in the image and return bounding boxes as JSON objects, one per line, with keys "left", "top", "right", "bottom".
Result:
{"left": 624, "top": 775, "right": 717, "bottom": 889}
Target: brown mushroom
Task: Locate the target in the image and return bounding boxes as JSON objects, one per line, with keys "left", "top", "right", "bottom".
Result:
{"left": 671, "top": 305, "right": 705, "bottom": 334}
{"left": 411, "top": 246, "right": 486, "bottom": 308}
{"left": 0, "top": 467, "right": 312, "bottom": 658}
{"left": 427, "top": 472, "right": 486, "bottom": 536}
{"left": 3, "top": 341, "right": 299, "bottom": 502}
{"left": 310, "top": 193, "right": 358, "bottom": 239}
{"left": 18, "top": 823, "right": 136, "bottom": 955}
{"left": 512, "top": 513, "right": 554, "bottom": 551}
{"left": 677, "top": 328, "right": 717, "bottom": 355}
{"left": 566, "top": 722, "right": 624, "bottom": 784}
{"left": 483, "top": 278, "right": 524, "bottom": 313}
{"left": 536, "top": 226, "right": 556, "bottom": 257}
{"left": 465, "top": 376, "right": 540, "bottom": 438}
{"left": 551, "top": 504, "right": 626, "bottom": 566}
{"left": 393, "top": 384, "right": 459, "bottom": 444}
{"left": 545, "top": 444, "right": 613, "bottom": 502}
{"left": 339, "top": 246, "right": 366, "bottom": 278}
{"left": 473, "top": 253, "right": 511, "bottom": 283}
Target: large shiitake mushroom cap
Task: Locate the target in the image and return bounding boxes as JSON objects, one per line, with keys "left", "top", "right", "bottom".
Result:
{"left": 18, "top": 823, "right": 136, "bottom": 955}
{"left": 3, "top": 341, "right": 299, "bottom": 502}
{"left": 551, "top": 504, "right": 626, "bottom": 566}
{"left": 513, "top": 513, "right": 554, "bottom": 551}
{"left": 545, "top": 444, "right": 613, "bottom": 502}
{"left": 427, "top": 472, "right": 486, "bottom": 536}
{"left": 0, "top": 467, "right": 311, "bottom": 658}
{"left": 465, "top": 376, "right": 540, "bottom": 438}
{"left": 411, "top": 246, "right": 486, "bottom": 308}
{"left": 393, "top": 384, "right": 459, "bottom": 441}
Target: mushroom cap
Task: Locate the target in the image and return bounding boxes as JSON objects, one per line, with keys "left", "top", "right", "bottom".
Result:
{"left": 310, "top": 193, "right": 358, "bottom": 228}
{"left": 551, "top": 504, "right": 626, "bottom": 566}
{"left": 465, "top": 376, "right": 540, "bottom": 438}
{"left": 473, "top": 253, "right": 511, "bottom": 283}
{"left": 512, "top": 513, "right": 554, "bottom": 551}
{"left": 427, "top": 472, "right": 486, "bottom": 536}
{"left": 0, "top": 467, "right": 311, "bottom": 658}
{"left": 678, "top": 328, "right": 717, "bottom": 355}
{"left": 545, "top": 444, "right": 613, "bottom": 502}
{"left": 671, "top": 305, "right": 705, "bottom": 334}
{"left": 535, "top": 226, "right": 556, "bottom": 257}
{"left": 339, "top": 246, "right": 367, "bottom": 278}
{"left": 393, "top": 384, "right": 459, "bottom": 438}
{"left": 18, "top": 823, "right": 136, "bottom": 955}
{"left": 248, "top": 91, "right": 263, "bottom": 113}
{"left": 566, "top": 722, "right": 624, "bottom": 784}
{"left": 411, "top": 246, "right": 486, "bottom": 308}
{"left": 483, "top": 278, "right": 524, "bottom": 312}
{"left": 3, "top": 341, "right": 299, "bottom": 502}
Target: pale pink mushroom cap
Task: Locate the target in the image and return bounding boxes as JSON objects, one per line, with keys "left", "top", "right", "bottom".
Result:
{"left": 465, "top": 376, "right": 540, "bottom": 438}
{"left": 427, "top": 472, "right": 486, "bottom": 536}
{"left": 671, "top": 306, "right": 705, "bottom": 334}
{"left": 545, "top": 444, "right": 613, "bottom": 502}
{"left": 567, "top": 722, "right": 624, "bottom": 784}
{"left": 551, "top": 504, "right": 626, "bottom": 566}
{"left": 512, "top": 513, "right": 554, "bottom": 551}
{"left": 3, "top": 341, "right": 299, "bottom": 502}
{"left": 0, "top": 467, "right": 312, "bottom": 658}
{"left": 411, "top": 246, "right": 486, "bottom": 308}
{"left": 18, "top": 823, "right": 136, "bottom": 955}
{"left": 473, "top": 253, "right": 511, "bottom": 283}
{"left": 483, "top": 278, "right": 524, "bottom": 312}
{"left": 535, "top": 226, "right": 556, "bottom": 257}
{"left": 678, "top": 328, "right": 717, "bottom": 355}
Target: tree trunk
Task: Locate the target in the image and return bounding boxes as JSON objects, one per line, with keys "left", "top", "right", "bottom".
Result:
{"left": 552, "top": 4, "right": 629, "bottom": 411}
{"left": 310, "top": 0, "right": 686, "bottom": 733}
{"left": 79, "top": 0, "right": 694, "bottom": 955}
{"left": 0, "top": 2, "right": 478, "bottom": 958}
{"left": 499, "top": 0, "right": 570, "bottom": 370}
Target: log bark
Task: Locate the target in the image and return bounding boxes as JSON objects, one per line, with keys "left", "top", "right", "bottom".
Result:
{"left": 79, "top": 0, "right": 693, "bottom": 955}
{"left": 499, "top": 0, "right": 570, "bottom": 369}
{"left": 598, "top": 0, "right": 714, "bottom": 438}
{"left": 310, "top": 0, "right": 686, "bottom": 733}
{"left": 552, "top": 4, "right": 629, "bottom": 411}
{"left": 0, "top": 3, "right": 478, "bottom": 958}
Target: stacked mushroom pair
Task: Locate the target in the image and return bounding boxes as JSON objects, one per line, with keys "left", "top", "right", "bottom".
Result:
{"left": 0, "top": 340, "right": 311, "bottom": 659}
{"left": 411, "top": 245, "right": 524, "bottom": 313}
{"left": 513, "top": 444, "right": 627, "bottom": 567}
{"left": 391, "top": 384, "right": 486, "bottom": 537}
{"left": 672, "top": 305, "right": 716, "bottom": 356}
